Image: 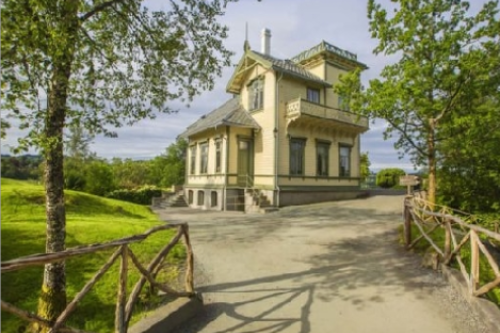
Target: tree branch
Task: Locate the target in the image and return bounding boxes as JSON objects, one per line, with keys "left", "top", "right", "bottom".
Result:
{"left": 80, "top": 0, "right": 127, "bottom": 22}
{"left": 385, "top": 117, "right": 427, "bottom": 157}
{"left": 435, "top": 71, "right": 470, "bottom": 124}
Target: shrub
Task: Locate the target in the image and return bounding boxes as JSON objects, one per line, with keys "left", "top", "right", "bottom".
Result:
{"left": 376, "top": 168, "right": 406, "bottom": 188}
{"left": 84, "top": 161, "right": 116, "bottom": 196}
{"left": 106, "top": 186, "right": 162, "bottom": 205}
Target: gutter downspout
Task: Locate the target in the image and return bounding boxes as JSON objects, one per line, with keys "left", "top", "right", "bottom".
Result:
{"left": 223, "top": 126, "right": 230, "bottom": 211}
{"left": 275, "top": 72, "right": 284, "bottom": 207}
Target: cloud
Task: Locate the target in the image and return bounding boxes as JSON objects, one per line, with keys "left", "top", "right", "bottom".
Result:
{"left": 9, "top": 0, "right": 485, "bottom": 169}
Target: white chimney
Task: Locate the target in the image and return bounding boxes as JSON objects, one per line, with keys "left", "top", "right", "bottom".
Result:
{"left": 261, "top": 28, "right": 271, "bottom": 55}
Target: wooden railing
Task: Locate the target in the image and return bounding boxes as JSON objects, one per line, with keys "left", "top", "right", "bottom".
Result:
{"left": 1, "top": 223, "right": 195, "bottom": 333}
{"left": 404, "top": 196, "right": 500, "bottom": 297}
{"left": 285, "top": 98, "right": 369, "bottom": 128}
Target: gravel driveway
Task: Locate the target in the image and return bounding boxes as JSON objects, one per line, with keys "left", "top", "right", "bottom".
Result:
{"left": 156, "top": 195, "right": 487, "bottom": 333}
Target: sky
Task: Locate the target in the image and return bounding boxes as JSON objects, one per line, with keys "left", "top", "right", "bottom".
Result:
{"left": 4, "top": 0, "right": 487, "bottom": 171}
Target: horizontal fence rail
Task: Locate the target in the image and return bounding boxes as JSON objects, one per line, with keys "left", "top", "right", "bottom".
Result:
{"left": 1, "top": 223, "right": 195, "bottom": 333}
{"left": 404, "top": 196, "right": 500, "bottom": 298}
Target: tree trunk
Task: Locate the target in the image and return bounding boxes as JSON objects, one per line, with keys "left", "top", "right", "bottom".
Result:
{"left": 35, "top": 67, "right": 69, "bottom": 332}
{"left": 34, "top": 3, "right": 80, "bottom": 330}
{"left": 427, "top": 127, "right": 437, "bottom": 208}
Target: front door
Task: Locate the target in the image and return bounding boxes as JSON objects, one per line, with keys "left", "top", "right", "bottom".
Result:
{"left": 237, "top": 139, "right": 253, "bottom": 187}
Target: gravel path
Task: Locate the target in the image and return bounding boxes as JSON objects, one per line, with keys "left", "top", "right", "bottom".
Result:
{"left": 156, "top": 196, "right": 488, "bottom": 333}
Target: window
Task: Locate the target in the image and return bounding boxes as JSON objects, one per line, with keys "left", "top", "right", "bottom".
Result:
{"left": 248, "top": 77, "right": 264, "bottom": 111}
{"left": 215, "top": 140, "right": 222, "bottom": 173}
{"left": 316, "top": 141, "right": 330, "bottom": 176}
{"left": 188, "top": 190, "right": 194, "bottom": 204}
{"left": 211, "top": 191, "right": 218, "bottom": 207}
{"left": 189, "top": 146, "right": 196, "bottom": 175}
{"left": 290, "top": 138, "right": 306, "bottom": 175}
{"left": 197, "top": 191, "right": 205, "bottom": 206}
{"left": 339, "top": 145, "right": 351, "bottom": 177}
{"left": 199, "top": 142, "right": 208, "bottom": 174}
{"left": 338, "top": 95, "right": 350, "bottom": 111}
{"left": 307, "top": 87, "right": 320, "bottom": 103}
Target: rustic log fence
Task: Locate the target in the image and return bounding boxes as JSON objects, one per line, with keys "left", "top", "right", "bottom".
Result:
{"left": 1, "top": 223, "right": 195, "bottom": 333}
{"left": 404, "top": 196, "right": 500, "bottom": 297}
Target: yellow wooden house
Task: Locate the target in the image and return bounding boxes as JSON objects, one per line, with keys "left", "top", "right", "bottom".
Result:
{"left": 179, "top": 29, "right": 369, "bottom": 212}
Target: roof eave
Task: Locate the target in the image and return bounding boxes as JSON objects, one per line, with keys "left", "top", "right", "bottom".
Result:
{"left": 226, "top": 50, "right": 273, "bottom": 94}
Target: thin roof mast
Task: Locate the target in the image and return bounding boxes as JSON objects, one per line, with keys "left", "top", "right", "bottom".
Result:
{"left": 244, "top": 22, "right": 250, "bottom": 51}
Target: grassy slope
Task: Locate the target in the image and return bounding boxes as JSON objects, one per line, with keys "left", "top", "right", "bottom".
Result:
{"left": 1, "top": 178, "right": 183, "bottom": 332}
{"left": 401, "top": 223, "right": 500, "bottom": 306}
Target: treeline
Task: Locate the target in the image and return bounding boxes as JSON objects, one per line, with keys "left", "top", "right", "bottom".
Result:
{"left": 1, "top": 138, "right": 187, "bottom": 203}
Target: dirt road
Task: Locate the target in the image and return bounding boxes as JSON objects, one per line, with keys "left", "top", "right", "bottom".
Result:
{"left": 157, "top": 196, "right": 486, "bottom": 333}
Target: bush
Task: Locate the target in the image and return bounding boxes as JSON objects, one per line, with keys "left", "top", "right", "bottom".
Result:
{"left": 106, "top": 186, "right": 162, "bottom": 205}
{"left": 376, "top": 168, "right": 406, "bottom": 188}
{"left": 84, "top": 161, "right": 116, "bottom": 196}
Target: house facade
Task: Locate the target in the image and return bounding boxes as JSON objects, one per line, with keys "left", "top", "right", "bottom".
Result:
{"left": 179, "top": 29, "right": 369, "bottom": 211}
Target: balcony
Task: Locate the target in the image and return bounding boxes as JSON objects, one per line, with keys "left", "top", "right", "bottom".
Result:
{"left": 286, "top": 98, "right": 369, "bottom": 130}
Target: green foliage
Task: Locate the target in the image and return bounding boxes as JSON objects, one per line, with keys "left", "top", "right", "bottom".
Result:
{"left": 1, "top": 0, "right": 236, "bottom": 150}
{"left": 376, "top": 168, "right": 406, "bottom": 189}
{"left": 405, "top": 223, "right": 500, "bottom": 306}
{"left": 335, "top": 0, "right": 500, "bottom": 204}
{"left": 1, "top": 155, "right": 43, "bottom": 181}
{"left": 1, "top": 178, "right": 185, "bottom": 332}
{"left": 148, "top": 138, "right": 187, "bottom": 187}
{"left": 437, "top": 98, "right": 500, "bottom": 214}
{"left": 106, "top": 186, "right": 163, "bottom": 205}
{"left": 360, "top": 152, "right": 371, "bottom": 182}
{"left": 110, "top": 158, "right": 151, "bottom": 189}
{"left": 82, "top": 160, "right": 116, "bottom": 196}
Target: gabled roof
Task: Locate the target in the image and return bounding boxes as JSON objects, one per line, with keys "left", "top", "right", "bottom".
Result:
{"left": 179, "top": 98, "right": 260, "bottom": 138}
{"left": 226, "top": 49, "right": 331, "bottom": 94}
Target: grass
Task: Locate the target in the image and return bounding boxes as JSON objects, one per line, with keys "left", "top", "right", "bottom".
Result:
{"left": 401, "top": 220, "right": 500, "bottom": 307}
{"left": 1, "top": 178, "right": 185, "bottom": 333}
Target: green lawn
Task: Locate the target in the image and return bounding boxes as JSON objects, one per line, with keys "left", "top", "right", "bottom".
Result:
{"left": 1, "top": 178, "right": 184, "bottom": 332}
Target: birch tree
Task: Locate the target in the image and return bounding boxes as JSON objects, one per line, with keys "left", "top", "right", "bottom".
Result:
{"left": 1, "top": 0, "right": 236, "bottom": 329}
{"left": 335, "top": 0, "right": 500, "bottom": 205}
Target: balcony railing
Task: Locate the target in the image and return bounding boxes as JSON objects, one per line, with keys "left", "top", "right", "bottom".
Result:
{"left": 286, "top": 98, "right": 369, "bottom": 129}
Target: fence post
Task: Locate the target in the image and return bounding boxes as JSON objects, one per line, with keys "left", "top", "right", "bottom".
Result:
{"left": 443, "top": 219, "right": 451, "bottom": 264}
{"left": 182, "top": 224, "right": 195, "bottom": 294}
{"left": 470, "top": 230, "right": 480, "bottom": 295}
{"left": 115, "top": 245, "right": 128, "bottom": 333}
{"left": 404, "top": 197, "right": 412, "bottom": 249}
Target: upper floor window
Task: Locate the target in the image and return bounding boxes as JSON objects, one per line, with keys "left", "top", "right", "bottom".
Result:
{"left": 248, "top": 77, "right": 264, "bottom": 111}
{"left": 189, "top": 145, "right": 196, "bottom": 175}
{"left": 307, "top": 87, "right": 320, "bottom": 104}
{"left": 339, "top": 145, "right": 351, "bottom": 177}
{"left": 290, "top": 138, "right": 306, "bottom": 175}
{"left": 215, "top": 140, "right": 222, "bottom": 173}
{"left": 199, "top": 142, "right": 208, "bottom": 174}
{"left": 316, "top": 141, "right": 330, "bottom": 176}
{"left": 338, "top": 95, "right": 350, "bottom": 111}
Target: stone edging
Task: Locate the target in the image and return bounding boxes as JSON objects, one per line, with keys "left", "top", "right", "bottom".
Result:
{"left": 441, "top": 265, "right": 500, "bottom": 333}
{"left": 128, "top": 295, "right": 203, "bottom": 333}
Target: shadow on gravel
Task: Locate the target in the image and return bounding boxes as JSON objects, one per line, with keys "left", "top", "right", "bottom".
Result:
{"left": 179, "top": 286, "right": 315, "bottom": 333}
{"left": 299, "top": 227, "right": 446, "bottom": 309}
{"left": 166, "top": 196, "right": 446, "bottom": 332}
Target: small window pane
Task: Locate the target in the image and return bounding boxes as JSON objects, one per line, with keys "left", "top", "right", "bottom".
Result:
{"left": 199, "top": 143, "right": 208, "bottom": 174}
{"left": 239, "top": 141, "right": 249, "bottom": 150}
{"left": 307, "top": 88, "right": 320, "bottom": 103}
{"left": 339, "top": 146, "right": 351, "bottom": 177}
{"left": 190, "top": 146, "right": 196, "bottom": 175}
{"left": 290, "top": 139, "right": 306, "bottom": 175}
{"left": 249, "top": 78, "right": 264, "bottom": 111}
{"left": 215, "top": 141, "right": 222, "bottom": 173}
{"left": 316, "top": 142, "right": 329, "bottom": 176}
